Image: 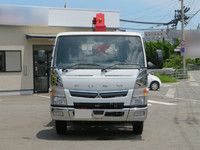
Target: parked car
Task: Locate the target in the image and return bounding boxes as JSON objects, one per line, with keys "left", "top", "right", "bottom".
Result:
{"left": 148, "top": 73, "right": 162, "bottom": 90}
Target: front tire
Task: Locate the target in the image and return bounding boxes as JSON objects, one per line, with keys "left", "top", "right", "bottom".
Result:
{"left": 55, "top": 120, "right": 67, "bottom": 135}
{"left": 132, "top": 121, "right": 143, "bottom": 135}
{"left": 150, "top": 81, "right": 159, "bottom": 90}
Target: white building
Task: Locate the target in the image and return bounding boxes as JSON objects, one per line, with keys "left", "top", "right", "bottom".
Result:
{"left": 144, "top": 31, "right": 167, "bottom": 42}
{"left": 0, "top": 5, "right": 120, "bottom": 95}
{"left": 167, "top": 29, "right": 200, "bottom": 58}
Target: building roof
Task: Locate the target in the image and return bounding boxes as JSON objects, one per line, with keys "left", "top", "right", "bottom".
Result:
{"left": 0, "top": 4, "right": 120, "bottom": 29}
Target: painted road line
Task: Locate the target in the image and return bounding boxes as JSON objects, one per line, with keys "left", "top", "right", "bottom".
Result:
{"left": 188, "top": 73, "right": 196, "bottom": 82}
{"left": 162, "top": 84, "right": 172, "bottom": 87}
{"left": 39, "top": 95, "right": 50, "bottom": 98}
{"left": 148, "top": 100, "right": 177, "bottom": 106}
{"left": 165, "top": 88, "right": 176, "bottom": 98}
{"left": 190, "top": 83, "right": 199, "bottom": 86}
{"left": 34, "top": 94, "right": 50, "bottom": 99}
{"left": 173, "top": 97, "right": 200, "bottom": 103}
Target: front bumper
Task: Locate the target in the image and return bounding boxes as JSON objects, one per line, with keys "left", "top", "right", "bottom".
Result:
{"left": 50, "top": 106, "right": 148, "bottom": 122}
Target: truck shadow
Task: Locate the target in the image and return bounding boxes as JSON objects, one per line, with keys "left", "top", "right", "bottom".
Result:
{"left": 36, "top": 120, "right": 143, "bottom": 141}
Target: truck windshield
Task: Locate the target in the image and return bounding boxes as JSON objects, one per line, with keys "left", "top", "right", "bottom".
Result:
{"left": 54, "top": 35, "right": 145, "bottom": 69}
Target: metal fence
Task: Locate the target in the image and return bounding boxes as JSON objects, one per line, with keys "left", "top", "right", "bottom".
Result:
{"left": 173, "top": 69, "right": 188, "bottom": 79}
{"left": 187, "top": 65, "right": 200, "bottom": 71}
{"left": 148, "top": 68, "right": 188, "bottom": 79}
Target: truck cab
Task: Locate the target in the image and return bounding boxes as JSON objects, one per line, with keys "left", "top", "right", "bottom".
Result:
{"left": 50, "top": 32, "right": 148, "bottom": 135}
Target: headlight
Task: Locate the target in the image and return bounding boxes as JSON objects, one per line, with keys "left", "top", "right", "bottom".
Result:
{"left": 135, "top": 68, "right": 147, "bottom": 89}
{"left": 51, "top": 96, "right": 66, "bottom": 105}
{"left": 50, "top": 69, "right": 66, "bottom": 106}
{"left": 51, "top": 69, "right": 63, "bottom": 87}
{"left": 132, "top": 96, "right": 147, "bottom": 106}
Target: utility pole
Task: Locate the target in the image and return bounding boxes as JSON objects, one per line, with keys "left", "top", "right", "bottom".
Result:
{"left": 65, "top": 0, "right": 67, "bottom": 8}
{"left": 181, "top": 0, "right": 186, "bottom": 70}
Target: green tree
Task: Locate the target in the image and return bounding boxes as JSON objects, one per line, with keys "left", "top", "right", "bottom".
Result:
{"left": 145, "top": 38, "right": 180, "bottom": 67}
{"left": 195, "top": 58, "right": 200, "bottom": 65}
{"left": 163, "top": 55, "right": 182, "bottom": 69}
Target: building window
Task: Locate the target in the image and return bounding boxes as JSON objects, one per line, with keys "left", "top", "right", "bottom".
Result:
{"left": 0, "top": 51, "right": 21, "bottom": 72}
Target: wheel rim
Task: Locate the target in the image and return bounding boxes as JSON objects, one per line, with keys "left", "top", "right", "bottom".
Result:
{"left": 151, "top": 82, "right": 159, "bottom": 90}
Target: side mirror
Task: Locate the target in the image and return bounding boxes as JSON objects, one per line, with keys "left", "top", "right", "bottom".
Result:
{"left": 38, "top": 50, "right": 46, "bottom": 64}
{"left": 147, "top": 50, "right": 163, "bottom": 69}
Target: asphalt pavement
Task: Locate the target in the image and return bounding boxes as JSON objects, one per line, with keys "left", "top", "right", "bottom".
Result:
{"left": 0, "top": 71, "right": 199, "bottom": 150}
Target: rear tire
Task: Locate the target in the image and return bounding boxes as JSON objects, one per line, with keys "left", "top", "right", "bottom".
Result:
{"left": 55, "top": 120, "right": 67, "bottom": 135}
{"left": 132, "top": 121, "right": 143, "bottom": 135}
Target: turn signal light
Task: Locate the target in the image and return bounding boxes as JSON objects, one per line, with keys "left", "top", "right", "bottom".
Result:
{"left": 143, "top": 88, "right": 147, "bottom": 96}
{"left": 50, "top": 88, "right": 55, "bottom": 96}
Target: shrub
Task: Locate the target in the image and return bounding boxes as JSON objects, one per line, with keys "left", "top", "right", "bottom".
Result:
{"left": 155, "top": 73, "right": 177, "bottom": 83}
{"left": 163, "top": 55, "right": 182, "bottom": 69}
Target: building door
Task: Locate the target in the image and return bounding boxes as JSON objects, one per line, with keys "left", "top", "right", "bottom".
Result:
{"left": 33, "top": 45, "right": 53, "bottom": 93}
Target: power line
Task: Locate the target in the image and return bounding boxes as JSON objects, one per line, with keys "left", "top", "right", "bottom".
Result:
{"left": 190, "top": 0, "right": 196, "bottom": 7}
{"left": 121, "top": 1, "right": 180, "bottom": 29}
{"left": 186, "top": 0, "right": 192, "bottom": 7}
{"left": 121, "top": 0, "right": 179, "bottom": 30}
{"left": 120, "top": 19, "right": 169, "bottom": 25}
{"left": 188, "top": 0, "right": 195, "bottom": 12}
{"left": 120, "top": 0, "right": 198, "bottom": 31}
{"left": 185, "top": 9, "right": 200, "bottom": 27}
{"left": 147, "top": 1, "right": 179, "bottom": 30}
{"left": 120, "top": 0, "right": 176, "bottom": 18}
{"left": 192, "top": 0, "right": 199, "bottom": 12}
{"left": 133, "top": 1, "right": 178, "bottom": 20}
{"left": 145, "top": 1, "right": 179, "bottom": 31}
{"left": 120, "top": 27, "right": 166, "bottom": 31}
{"left": 157, "top": 1, "right": 180, "bottom": 22}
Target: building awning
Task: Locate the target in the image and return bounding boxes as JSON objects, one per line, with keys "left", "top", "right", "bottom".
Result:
{"left": 26, "top": 34, "right": 56, "bottom": 39}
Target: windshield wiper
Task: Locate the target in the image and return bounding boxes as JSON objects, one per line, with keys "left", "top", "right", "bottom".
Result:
{"left": 101, "top": 63, "right": 139, "bottom": 72}
{"left": 62, "top": 63, "right": 100, "bottom": 71}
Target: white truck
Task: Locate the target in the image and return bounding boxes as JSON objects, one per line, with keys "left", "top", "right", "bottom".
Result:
{"left": 48, "top": 31, "right": 153, "bottom": 135}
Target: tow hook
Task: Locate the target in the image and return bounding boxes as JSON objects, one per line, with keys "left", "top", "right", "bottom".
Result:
{"left": 93, "top": 110, "right": 104, "bottom": 119}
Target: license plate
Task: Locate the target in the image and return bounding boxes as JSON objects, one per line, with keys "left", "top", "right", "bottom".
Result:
{"left": 74, "top": 109, "right": 92, "bottom": 119}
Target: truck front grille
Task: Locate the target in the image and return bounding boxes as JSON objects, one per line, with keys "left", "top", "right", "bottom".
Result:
{"left": 70, "top": 91, "right": 97, "bottom": 98}
{"left": 73, "top": 102, "right": 124, "bottom": 109}
{"left": 69, "top": 90, "right": 128, "bottom": 98}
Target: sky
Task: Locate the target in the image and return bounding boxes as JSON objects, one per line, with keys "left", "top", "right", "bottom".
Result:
{"left": 0, "top": 0, "right": 199, "bottom": 35}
